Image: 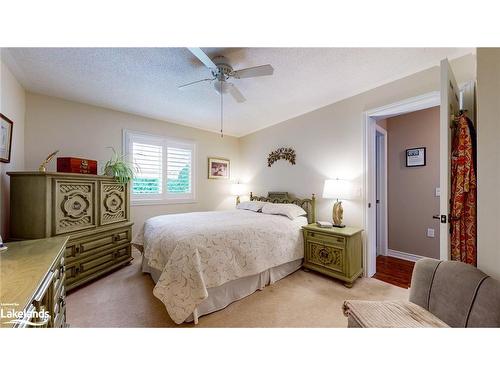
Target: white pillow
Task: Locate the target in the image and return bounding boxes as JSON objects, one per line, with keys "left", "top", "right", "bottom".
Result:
{"left": 237, "top": 201, "right": 266, "bottom": 212}
{"left": 261, "top": 203, "right": 307, "bottom": 220}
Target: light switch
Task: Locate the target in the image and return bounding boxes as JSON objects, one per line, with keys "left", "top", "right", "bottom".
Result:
{"left": 427, "top": 228, "right": 435, "bottom": 238}
{"left": 435, "top": 188, "right": 441, "bottom": 197}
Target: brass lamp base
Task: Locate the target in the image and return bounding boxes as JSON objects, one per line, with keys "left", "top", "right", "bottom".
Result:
{"left": 332, "top": 200, "right": 345, "bottom": 228}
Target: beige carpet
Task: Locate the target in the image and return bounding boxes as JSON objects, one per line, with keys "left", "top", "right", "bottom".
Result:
{"left": 66, "top": 249, "right": 408, "bottom": 327}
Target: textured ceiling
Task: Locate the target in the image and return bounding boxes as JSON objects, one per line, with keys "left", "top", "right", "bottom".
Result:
{"left": 5, "top": 47, "right": 473, "bottom": 137}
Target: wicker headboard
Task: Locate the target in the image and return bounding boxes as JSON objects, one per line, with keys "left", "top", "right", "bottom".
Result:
{"left": 250, "top": 191, "right": 316, "bottom": 224}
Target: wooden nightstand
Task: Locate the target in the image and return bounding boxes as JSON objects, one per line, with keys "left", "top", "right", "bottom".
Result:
{"left": 302, "top": 224, "right": 363, "bottom": 288}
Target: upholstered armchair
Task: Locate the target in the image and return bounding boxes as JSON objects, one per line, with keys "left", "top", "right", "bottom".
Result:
{"left": 343, "top": 258, "right": 500, "bottom": 328}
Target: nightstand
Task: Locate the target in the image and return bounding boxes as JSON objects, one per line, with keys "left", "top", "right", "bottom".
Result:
{"left": 302, "top": 224, "right": 363, "bottom": 288}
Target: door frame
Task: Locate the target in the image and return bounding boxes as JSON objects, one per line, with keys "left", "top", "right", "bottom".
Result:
{"left": 363, "top": 91, "right": 440, "bottom": 277}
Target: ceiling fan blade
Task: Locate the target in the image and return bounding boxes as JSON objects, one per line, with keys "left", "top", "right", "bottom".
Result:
{"left": 178, "top": 78, "right": 213, "bottom": 89}
{"left": 187, "top": 48, "right": 218, "bottom": 70}
{"left": 227, "top": 83, "right": 246, "bottom": 103}
{"left": 233, "top": 64, "right": 274, "bottom": 79}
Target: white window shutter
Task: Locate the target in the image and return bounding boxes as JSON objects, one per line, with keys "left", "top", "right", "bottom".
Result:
{"left": 131, "top": 141, "right": 163, "bottom": 195}
{"left": 167, "top": 146, "right": 192, "bottom": 194}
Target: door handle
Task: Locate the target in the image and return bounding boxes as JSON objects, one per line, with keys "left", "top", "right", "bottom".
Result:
{"left": 432, "top": 215, "right": 440, "bottom": 220}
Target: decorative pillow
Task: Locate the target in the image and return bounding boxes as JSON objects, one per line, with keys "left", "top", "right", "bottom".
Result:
{"left": 236, "top": 201, "right": 266, "bottom": 212}
{"left": 261, "top": 203, "right": 307, "bottom": 220}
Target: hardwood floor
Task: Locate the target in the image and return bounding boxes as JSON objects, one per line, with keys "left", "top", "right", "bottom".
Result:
{"left": 373, "top": 255, "right": 415, "bottom": 289}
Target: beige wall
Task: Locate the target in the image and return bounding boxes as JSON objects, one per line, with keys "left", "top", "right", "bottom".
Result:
{"left": 0, "top": 55, "right": 26, "bottom": 238}
{"left": 24, "top": 93, "right": 240, "bottom": 236}
{"left": 239, "top": 54, "right": 476, "bottom": 229}
{"left": 477, "top": 48, "right": 500, "bottom": 279}
{"left": 386, "top": 107, "right": 440, "bottom": 258}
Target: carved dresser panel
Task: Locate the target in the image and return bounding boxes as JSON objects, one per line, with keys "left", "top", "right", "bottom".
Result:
{"left": 8, "top": 172, "right": 133, "bottom": 291}
{"left": 54, "top": 179, "right": 97, "bottom": 234}
{"left": 100, "top": 182, "right": 128, "bottom": 225}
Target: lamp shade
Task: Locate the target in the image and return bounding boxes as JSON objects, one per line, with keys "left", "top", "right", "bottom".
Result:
{"left": 322, "top": 179, "right": 353, "bottom": 200}
{"left": 231, "top": 183, "right": 246, "bottom": 196}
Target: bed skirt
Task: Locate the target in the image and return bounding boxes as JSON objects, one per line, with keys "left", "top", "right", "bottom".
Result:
{"left": 141, "top": 255, "right": 303, "bottom": 324}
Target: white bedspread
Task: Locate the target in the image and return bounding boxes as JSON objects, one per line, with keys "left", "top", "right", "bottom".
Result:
{"left": 133, "top": 210, "right": 305, "bottom": 323}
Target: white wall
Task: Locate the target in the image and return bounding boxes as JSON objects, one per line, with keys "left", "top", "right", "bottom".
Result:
{"left": 477, "top": 48, "right": 500, "bottom": 279}
{"left": 239, "top": 55, "right": 476, "bottom": 230}
{"left": 24, "top": 93, "right": 240, "bottom": 236}
{"left": 0, "top": 53, "right": 26, "bottom": 238}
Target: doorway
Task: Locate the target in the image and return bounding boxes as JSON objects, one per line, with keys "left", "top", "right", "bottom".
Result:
{"left": 372, "top": 108, "right": 441, "bottom": 288}
{"left": 364, "top": 91, "right": 441, "bottom": 278}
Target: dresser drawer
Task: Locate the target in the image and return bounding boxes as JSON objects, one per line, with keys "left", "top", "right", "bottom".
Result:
{"left": 53, "top": 179, "right": 97, "bottom": 235}
{"left": 66, "top": 244, "right": 131, "bottom": 287}
{"left": 306, "top": 241, "right": 345, "bottom": 274}
{"left": 65, "top": 227, "right": 131, "bottom": 262}
{"left": 305, "top": 230, "right": 345, "bottom": 248}
{"left": 100, "top": 182, "right": 129, "bottom": 225}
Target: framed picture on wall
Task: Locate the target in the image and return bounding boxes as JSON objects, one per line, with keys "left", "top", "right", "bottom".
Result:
{"left": 0, "top": 113, "right": 13, "bottom": 163}
{"left": 208, "top": 157, "right": 230, "bottom": 179}
{"left": 406, "top": 147, "right": 426, "bottom": 167}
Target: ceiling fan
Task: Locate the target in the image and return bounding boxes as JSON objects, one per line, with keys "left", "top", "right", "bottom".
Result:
{"left": 179, "top": 48, "right": 274, "bottom": 137}
{"left": 179, "top": 48, "right": 274, "bottom": 103}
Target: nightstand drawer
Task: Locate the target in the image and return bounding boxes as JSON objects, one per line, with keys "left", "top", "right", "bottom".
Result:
{"left": 306, "top": 241, "right": 345, "bottom": 273}
{"left": 306, "top": 231, "right": 345, "bottom": 247}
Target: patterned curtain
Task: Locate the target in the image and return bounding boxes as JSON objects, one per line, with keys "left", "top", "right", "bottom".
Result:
{"left": 450, "top": 114, "right": 477, "bottom": 265}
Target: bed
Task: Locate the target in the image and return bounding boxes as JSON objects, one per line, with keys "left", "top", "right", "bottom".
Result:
{"left": 133, "top": 192, "right": 316, "bottom": 324}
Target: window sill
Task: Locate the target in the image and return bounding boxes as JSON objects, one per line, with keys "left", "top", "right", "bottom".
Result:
{"left": 131, "top": 199, "right": 198, "bottom": 206}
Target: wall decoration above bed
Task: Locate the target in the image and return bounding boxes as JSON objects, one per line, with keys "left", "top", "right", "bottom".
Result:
{"left": 267, "top": 147, "right": 296, "bottom": 167}
{"left": 208, "top": 157, "right": 230, "bottom": 179}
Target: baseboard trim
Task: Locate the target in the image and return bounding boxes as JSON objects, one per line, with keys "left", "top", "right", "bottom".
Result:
{"left": 387, "top": 249, "right": 424, "bottom": 263}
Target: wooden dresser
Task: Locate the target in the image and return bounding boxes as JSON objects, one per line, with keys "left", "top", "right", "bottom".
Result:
{"left": 302, "top": 224, "right": 363, "bottom": 288}
{"left": 8, "top": 172, "right": 133, "bottom": 291}
{"left": 0, "top": 237, "right": 69, "bottom": 328}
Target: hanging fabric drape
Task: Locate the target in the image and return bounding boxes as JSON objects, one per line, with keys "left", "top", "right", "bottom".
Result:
{"left": 450, "top": 113, "right": 477, "bottom": 265}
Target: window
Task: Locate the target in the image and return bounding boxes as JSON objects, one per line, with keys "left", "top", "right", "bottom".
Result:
{"left": 124, "top": 130, "right": 196, "bottom": 204}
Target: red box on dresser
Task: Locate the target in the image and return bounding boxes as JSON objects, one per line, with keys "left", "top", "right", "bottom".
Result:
{"left": 57, "top": 157, "right": 97, "bottom": 174}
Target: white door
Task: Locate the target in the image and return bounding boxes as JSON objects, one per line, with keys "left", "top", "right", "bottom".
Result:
{"left": 375, "top": 130, "right": 387, "bottom": 256}
{"left": 376, "top": 133, "right": 381, "bottom": 255}
{"left": 439, "top": 59, "right": 460, "bottom": 260}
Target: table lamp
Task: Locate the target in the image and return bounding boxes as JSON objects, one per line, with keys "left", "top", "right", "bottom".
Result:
{"left": 322, "top": 178, "right": 353, "bottom": 227}
{"left": 231, "top": 182, "right": 246, "bottom": 205}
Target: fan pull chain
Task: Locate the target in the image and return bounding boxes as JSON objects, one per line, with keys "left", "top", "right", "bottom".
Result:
{"left": 220, "top": 82, "right": 224, "bottom": 138}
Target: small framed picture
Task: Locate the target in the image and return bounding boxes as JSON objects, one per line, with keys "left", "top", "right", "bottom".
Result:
{"left": 406, "top": 147, "right": 426, "bottom": 167}
{"left": 0, "top": 113, "right": 14, "bottom": 163}
{"left": 208, "top": 157, "right": 230, "bottom": 179}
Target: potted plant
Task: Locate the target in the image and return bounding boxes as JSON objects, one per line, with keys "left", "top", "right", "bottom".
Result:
{"left": 103, "top": 147, "right": 137, "bottom": 184}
